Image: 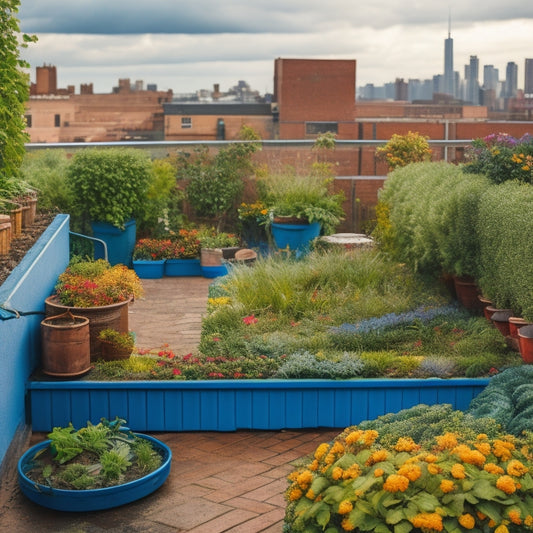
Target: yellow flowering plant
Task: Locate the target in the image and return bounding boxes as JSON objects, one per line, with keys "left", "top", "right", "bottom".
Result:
{"left": 284, "top": 429, "right": 533, "bottom": 533}
{"left": 376, "top": 131, "right": 432, "bottom": 170}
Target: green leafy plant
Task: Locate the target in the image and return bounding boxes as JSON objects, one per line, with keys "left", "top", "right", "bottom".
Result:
{"left": 26, "top": 418, "right": 162, "bottom": 490}
{"left": 98, "top": 328, "right": 135, "bottom": 352}
{"left": 199, "top": 230, "right": 239, "bottom": 249}
{"left": 65, "top": 148, "right": 152, "bottom": 229}
{"left": 0, "top": 1, "right": 37, "bottom": 188}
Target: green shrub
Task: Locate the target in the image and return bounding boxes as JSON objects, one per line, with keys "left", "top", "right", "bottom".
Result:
{"left": 477, "top": 181, "right": 533, "bottom": 318}
{"left": 66, "top": 148, "right": 152, "bottom": 229}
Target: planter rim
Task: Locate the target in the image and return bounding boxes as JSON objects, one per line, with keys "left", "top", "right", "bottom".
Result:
{"left": 518, "top": 324, "right": 533, "bottom": 338}
{"left": 28, "top": 377, "right": 490, "bottom": 391}
{"left": 45, "top": 294, "right": 133, "bottom": 312}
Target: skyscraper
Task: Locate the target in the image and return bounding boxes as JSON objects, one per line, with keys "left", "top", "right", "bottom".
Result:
{"left": 465, "top": 56, "right": 480, "bottom": 104}
{"left": 443, "top": 15, "right": 454, "bottom": 97}
{"left": 504, "top": 62, "right": 518, "bottom": 99}
{"left": 525, "top": 59, "right": 533, "bottom": 97}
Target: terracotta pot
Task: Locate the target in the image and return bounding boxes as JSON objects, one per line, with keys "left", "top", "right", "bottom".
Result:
{"left": 100, "top": 340, "right": 133, "bottom": 361}
{"left": 518, "top": 325, "right": 533, "bottom": 364}
{"left": 41, "top": 311, "right": 91, "bottom": 377}
{"left": 452, "top": 276, "right": 482, "bottom": 313}
{"left": 490, "top": 309, "right": 514, "bottom": 337}
{"left": 45, "top": 296, "right": 131, "bottom": 361}
{"left": 478, "top": 295, "right": 493, "bottom": 320}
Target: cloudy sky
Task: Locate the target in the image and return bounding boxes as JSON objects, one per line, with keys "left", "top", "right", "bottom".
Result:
{"left": 18, "top": 0, "right": 533, "bottom": 95}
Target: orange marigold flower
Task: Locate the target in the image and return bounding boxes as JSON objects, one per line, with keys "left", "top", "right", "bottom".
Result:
{"left": 342, "top": 464, "right": 361, "bottom": 480}
{"left": 344, "top": 430, "right": 363, "bottom": 445}
{"left": 508, "top": 509, "right": 522, "bottom": 525}
{"left": 395, "top": 436, "right": 419, "bottom": 452}
{"left": 341, "top": 517, "right": 356, "bottom": 531}
{"left": 362, "top": 430, "right": 379, "bottom": 446}
{"left": 451, "top": 463, "right": 466, "bottom": 479}
{"left": 484, "top": 462, "right": 505, "bottom": 475}
{"left": 366, "top": 449, "right": 388, "bottom": 465}
{"left": 474, "top": 442, "right": 492, "bottom": 456}
{"left": 331, "top": 467, "right": 343, "bottom": 480}
{"left": 458, "top": 513, "right": 476, "bottom": 529}
{"left": 496, "top": 475, "right": 517, "bottom": 494}
{"left": 525, "top": 515, "right": 533, "bottom": 527}
{"left": 288, "top": 487, "right": 302, "bottom": 501}
{"left": 331, "top": 441, "right": 345, "bottom": 454}
{"left": 477, "top": 511, "right": 487, "bottom": 521}
{"left": 507, "top": 459, "right": 529, "bottom": 477}
{"left": 440, "top": 479, "right": 455, "bottom": 493}
{"left": 314, "top": 443, "right": 330, "bottom": 461}
{"left": 305, "top": 489, "right": 315, "bottom": 500}
{"left": 374, "top": 468, "right": 384, "bottom": 477}
{"left": 424, "top": 453, "right": 438, "bottom": 463}
{"left": 428, "top": 463, "right": 442, "bottom": 475}
{"left": 338, "top": 500, "right": 353, "bottom": 515}
{"left": 410, "top": 512, "right": 443, "bottom": 531}
{"left": 383, "top": 474, "right": 410, "bottom": 492}
{"left": 477, "top": 433, "right": 488, "bottom": 440}
{"left": 309, "top": 459, "right": 319, "bottom": 471}
{"left": 296, "top": 470, "right": 313, "bottom": 488}
{"left": 493, "top": 439, "right": 515, "bottom": 461}
{"left": 435, "top": 433, "right": 458, "bottom": 450}
{"left": 398, "top": 463, "right": 422, "bottom": 482}
{"left": 494, "top": 525, "right": 509, "bottom": 533}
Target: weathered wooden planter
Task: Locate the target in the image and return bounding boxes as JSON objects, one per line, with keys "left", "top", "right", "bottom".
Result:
{"left": 28, "top": 377, "right": 489, "bottom": 432}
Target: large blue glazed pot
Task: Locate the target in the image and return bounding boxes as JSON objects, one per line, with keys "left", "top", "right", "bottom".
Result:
{"left": 271, "top": 221, "right": 321, "bottom": 254}
{"left": 17, "top": 433, "right": 171, "bottom": 511}
{"left": 91, "top": 219, "right": 136, "bottom": 267}
{"left": 132, "top": 259, "right": 166, "bottom": 279}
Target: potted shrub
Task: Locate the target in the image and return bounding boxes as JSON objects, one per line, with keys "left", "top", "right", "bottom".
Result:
{"left": 263, "top": 170, "right": 344, "bottom": 255}
{"left": 65, "top": 148, "right": 152, "bottom": 266}
{"left": 18, "top": 417, "right": 171, "bottom": 511}
{"left": 45, "top": 258, "right": 143, "bottom": 360}
{"left": 199, "top": 231, "right": 240, "bottom": 278}
{"left": 164, "top": 228, "right": 202, "bottom": 276}
{"left": 98, "top": 327, "right": 135, "bottom": 361}
{"left": 132, "top": 238, "right": 170, "bottom": 279}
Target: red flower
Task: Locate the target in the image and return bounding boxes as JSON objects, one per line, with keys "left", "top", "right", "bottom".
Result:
{"left": 243, "top": 314, "right": 258, "bottom": 325}
{"left": 172, "top": 368, "right": 181, "bottom": 375}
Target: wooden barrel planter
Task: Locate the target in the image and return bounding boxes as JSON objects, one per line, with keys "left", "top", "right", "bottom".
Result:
{"left": 7, "top": 202, "right": 23, "bottom": 237}
{"left": 20, "top": 196, "right": 38, "bottom": 228}
{"left": 0, "top": 215, "right": 12, "bottom": 256}
{"left": 45, "top": 296, "right": 131, "bottom": 361}
{"left": 41, "top": 311, "right": 91, "bottom": 377}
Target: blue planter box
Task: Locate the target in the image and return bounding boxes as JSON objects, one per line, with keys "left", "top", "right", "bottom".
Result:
{"left": 201, "top": 264, "right": 228, "bottom": 278}
{"left": 91, "top": 219, "right": 136, "bottom": 267}
{"left": 164, "top": 258, "right": 202, "bottom": 277}
{"left": 132, "top": 259, "right": 166, "bottom": 279}
{"left": 28, "top": 378, "right": 489, "bottom": 433}
{"left": 271, "top": 221, "right": 321, "bottom": 253}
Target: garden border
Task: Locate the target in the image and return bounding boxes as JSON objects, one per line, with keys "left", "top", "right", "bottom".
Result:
{"left": 28, "top": 377, "right": 489, "bottom": 432}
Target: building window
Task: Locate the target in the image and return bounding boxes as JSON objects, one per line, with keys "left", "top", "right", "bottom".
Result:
{"left": 305, "top": 122, "right": 338, "bottom": 135}
{"left": 25, "top": 115, "right": 32, "bottom": 128}
{"left": 54, "top": 114, "right": 61, "bottom": 127}
{"left": 181, "top": 117, "right": 192, "bottom": 129}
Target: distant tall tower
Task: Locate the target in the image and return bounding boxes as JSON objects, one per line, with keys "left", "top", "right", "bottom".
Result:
{"left": 525, "top": 59, "right": 533, "bottom": 97}
{"left": 443, "top": 12, "right": 454, "bottom": 97}
{"left": 465, "top": 55, "right": 480, "bottom": 104}
{"left": 504, "top": 62, "right": 518, "bottom": 99}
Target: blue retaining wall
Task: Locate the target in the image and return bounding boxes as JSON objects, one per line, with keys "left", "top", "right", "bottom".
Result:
{"left": 28, "top": 377, "right": 489, "bottom": 432}
{"left": 0, "top": 214, "right": 70, "bottom": 466}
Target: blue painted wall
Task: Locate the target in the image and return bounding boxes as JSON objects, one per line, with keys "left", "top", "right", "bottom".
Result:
{"left": 0, "top": 214, "right": 70, "bottom": 466}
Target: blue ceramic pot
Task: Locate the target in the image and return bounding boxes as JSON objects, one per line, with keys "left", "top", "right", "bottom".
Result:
{"left": 91, "top": 219, "right": 136, "bottom": 267}
{"left": 132, "top": 259, "right": 165, "bottom": 279}
{"left": 271, "top": 221, "right": 321, "bottom": 254}
{"left": 164, "top": 258, "right": 202, "bottom": 277}
{"left": 18, "top": 433, "right": 172, "bottom": 511}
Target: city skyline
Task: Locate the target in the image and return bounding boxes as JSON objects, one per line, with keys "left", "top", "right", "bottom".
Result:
{"left": 18, "top": 0, "right": 533, "bottom": 95}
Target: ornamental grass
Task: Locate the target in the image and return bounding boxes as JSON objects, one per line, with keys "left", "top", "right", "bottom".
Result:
{"left": 284, "top": 427, "right": 533, "bottom": 532}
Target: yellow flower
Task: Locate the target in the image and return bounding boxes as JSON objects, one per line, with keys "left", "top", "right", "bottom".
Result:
{"left": 493, "top": 439, "right": 515, "bottom": 461}
{"left": 474, "top": 442, "right": 492, "bottom": 456}
{"left": 342, "top": 464, "right": 361, "bottom": 480}
{"left": 458, "top": 513, "right": 476, "bottom": 529}
{"left": 507, "top": 459, "right": 529, "bottom": 477}
{"left": 435, "top": 433, "right": 458, "bottom": 451}
{"left": 525, "top": 515, "right": 533, "bottom": 527}
{"left": 424, "top": 453, "right": 438, "bottom": 463}
{"left": 451, "top": 463, "right": 466, "bottom": 479}
{"left": 410, "top": 512, "right": 443, "bottom": 531}
{"left": 374, "top": 468, "right": 384, "bottom": 477}
{"left": 440, "top": 479, "right": 455, "bottom": 493}
{"left": 341, "top": 517, "right": 356, "bottom": 531}
{"left": 309, "top": 459, "right": 319, "bottom": 471}
{"left": 397, "top": 463, "right": 422, "bottom": 482}
{"left": 331, "top": 467, "right": 343, "bottom": 480}
{"left": 338, "top": 500, "right": 353, "bottom": 515}
{"left": 508, "top": 509, "right": 522, "bottom": 525}
{"left": 305, "top": 489, "right": 315, "bottom": 500}
{"left": 428, "top": 463, "right": 442, "bottom": 475}
{"left": 395, "top": 436, "right": 419, "bottom": 452}
{"left": 477, "top": 433, "right": 488, "bottom": 440}
{"left": 288, "top": 487, "right": 302, "bottom": 501}
{"left": 452, "top": 445, "right": 486, "bottom": 466}
{"left": 362, "top": 430, "right": 379, "bottom": 446}
{"left": 494, "top": 525, "right": 509, "bottom": 533}
{"left": 496, "top": 475, "right": 517, "bottom": 494}
{"left": 366, "top": 449, "right": 388, "bottom": 465}
{"left": 344, "top": 430, "right": 363, "bottom": 445}
{"left": 296, "top": 470, "right": 313, "bottom": 489}
{"left": 383, "top": 474, "right": 410, "bottom": 492}
{"left": 484, "top": 462, "right": 505, "bottom": 475}
{"left": 314, "top": 443, "right": 330, "bottom": 461}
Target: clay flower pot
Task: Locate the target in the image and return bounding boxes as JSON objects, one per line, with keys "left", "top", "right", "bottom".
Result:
{"left": 518, "top": 325, "right": 533, "bottom": 364}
